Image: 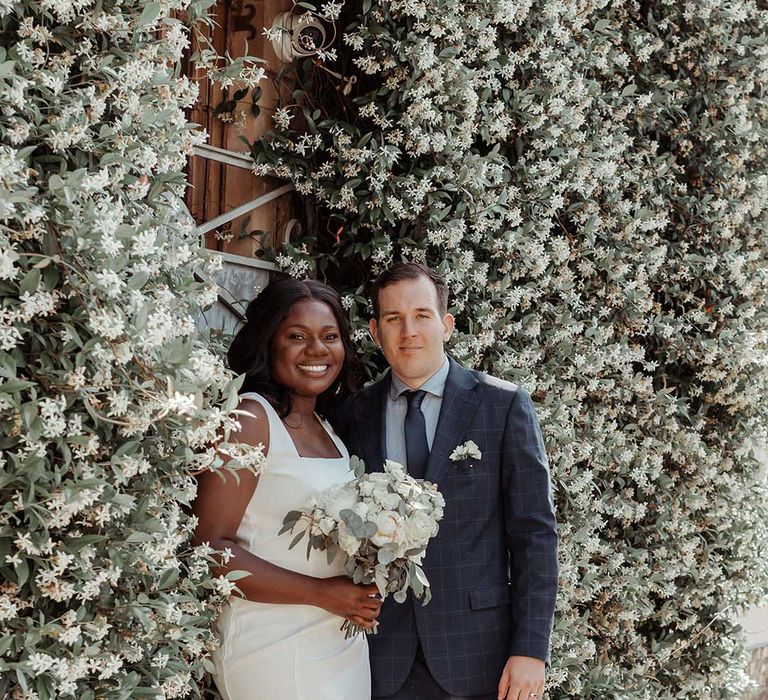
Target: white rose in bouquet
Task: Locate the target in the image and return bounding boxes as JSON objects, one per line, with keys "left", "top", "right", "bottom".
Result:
{"left": 351, "top": 501, "right": 370, "bottom": 520}
{"left": 280, "top": 459, "right": 445, "bottom": 637}
{"left": 358, "top": 480, "right": 375, "bottom": 497}
{"left": 324, "top": 483, "right": 358, "bottom": 520}
{"left": 404, "top": 510, "right": 437, "bottom": 549}
{"left": 366, "top": 473, "right": 391, "bottom": 502}
{"left": 370, "top": 511, "right": 405, "bottom": 548}
{"left": 382, "top": 459, "right": 406, "bottom": 480}
{"left": 378, "top": 491, "right": 402, "bottom": 511}
{"left": 318, "top": 517, "right": 337, "bottom": 536}
{"left": 337, "top": 521, "right": 361, "bottom": 557}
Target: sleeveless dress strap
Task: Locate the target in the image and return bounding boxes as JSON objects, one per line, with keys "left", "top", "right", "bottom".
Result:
{"left": 239, "top": 392, "right": 292, "bottom": 457}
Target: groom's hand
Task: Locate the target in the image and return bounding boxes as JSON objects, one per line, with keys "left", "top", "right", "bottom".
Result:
{"left": 318, "top": 576, "right": 382, "bottom": 630}
{"left": 497, "top": 655, "right": 545, "bottom": 700}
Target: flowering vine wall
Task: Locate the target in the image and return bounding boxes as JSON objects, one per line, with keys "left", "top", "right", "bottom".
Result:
{"left": 0, "top": 1, "right": 264, "bottom": 697}
{"left": 253, "top": 0, "right": 768, "bottom": 697}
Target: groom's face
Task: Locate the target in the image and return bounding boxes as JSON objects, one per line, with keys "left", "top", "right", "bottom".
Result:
{"left": 369, "top": 275, "right": 454, "bottom": 388}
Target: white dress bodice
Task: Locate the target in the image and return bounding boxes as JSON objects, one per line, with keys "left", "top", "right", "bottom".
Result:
{"left": 212, "top": 392, "right": 370, "bottom": 700}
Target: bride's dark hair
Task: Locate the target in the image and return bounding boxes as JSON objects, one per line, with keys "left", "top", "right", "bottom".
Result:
{"left": 227, "top": 277, "right": 360, "bottom": 417}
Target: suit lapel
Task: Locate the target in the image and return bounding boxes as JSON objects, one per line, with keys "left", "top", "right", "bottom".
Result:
{"left": 425, "top": 358, "right": 480, "bottom": 485}
{"left": 352, "top": 374, "right": 389, "bottom": 473}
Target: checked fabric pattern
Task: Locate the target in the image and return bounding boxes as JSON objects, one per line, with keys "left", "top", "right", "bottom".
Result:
{"left": 330, "top": 358, "right": 558, "bottom": 698}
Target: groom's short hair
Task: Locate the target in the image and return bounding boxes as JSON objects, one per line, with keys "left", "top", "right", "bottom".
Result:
{"left": 371, "top": 262, "right": 449, "bottom": 319}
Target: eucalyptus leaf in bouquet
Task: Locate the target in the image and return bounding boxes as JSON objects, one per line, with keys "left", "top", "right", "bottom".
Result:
{"left": 280, "top": 459, "right": 445, "bottom": 636}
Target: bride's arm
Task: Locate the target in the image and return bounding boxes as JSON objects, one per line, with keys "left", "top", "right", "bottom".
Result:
{"left": 191, "top": 400, "right": 381, "bottom": 629}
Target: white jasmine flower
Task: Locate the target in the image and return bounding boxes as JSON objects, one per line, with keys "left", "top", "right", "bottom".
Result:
{"left": 320, "top": 1, "right": 343, "bottom": 20}
{"left": 0, "top": 324, "right": 22, "bottom": 350}
{"left": 213, "top": 575, "right": 237, "bottom": 597}
{"left": 0, "top": 595, "right": 18, "bottom": 621}
{"left": 19, "top": 288, "right": 59, "bottom": 321}
{"left": 98, "top": 653, "right": 123, "bottom": 679}
{"left": 273, "top": 107, "right": 293, "bottom": 129}
{"left": 0, "top": 246, "right": 19, "bottom": 279}
{"left": 40, "top": 393, "right": 66, "bottom": 430}
{"left": 59, "top": 626, "right": 81, "bottom": 646}
{"left": 88, "top": 308, "right": 125, "bottom": 339}
{"left": 27, "top": 652, "right": 55, "bottom": 673}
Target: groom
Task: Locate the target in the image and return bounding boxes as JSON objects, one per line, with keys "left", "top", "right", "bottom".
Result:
{"left": 333, "top": 263, "right": 558, "bottom": 700}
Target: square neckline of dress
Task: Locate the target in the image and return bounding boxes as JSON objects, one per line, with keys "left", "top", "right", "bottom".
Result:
{"left": 242, "top": 392, "right": 346, "bottom": 461}
{"left": 281, "top": 413, "right": 345, "bottom": 460}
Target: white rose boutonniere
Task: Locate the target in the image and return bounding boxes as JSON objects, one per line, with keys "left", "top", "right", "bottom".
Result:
{"left": 449, "top": 439, "right": 482, "bottom": 466}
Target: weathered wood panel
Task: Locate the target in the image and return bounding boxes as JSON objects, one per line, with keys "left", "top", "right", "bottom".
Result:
{"left": 198, "top": 256, "right": 273, "bottom": 337}
{"left": 185, "top": 0, "right": 296, "bottom": 257}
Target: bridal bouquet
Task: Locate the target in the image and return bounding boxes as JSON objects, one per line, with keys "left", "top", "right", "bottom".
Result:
{"left": 280, "top": 458, "right": 445, "bottom": 636}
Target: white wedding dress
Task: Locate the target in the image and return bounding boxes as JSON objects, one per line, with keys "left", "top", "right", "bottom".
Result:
{"left": 212, "top": 392, "right": 371, "bottom": 700}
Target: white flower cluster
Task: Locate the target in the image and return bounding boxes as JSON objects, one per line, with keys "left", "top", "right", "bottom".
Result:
{"left": 283, "top": 459, "right": 445, "bottom": 634}
{"left": 0, "top": 1, "right": 263, "bottom": 697}
{"left": 254, "top": 0, "right": 768, "bottom": 695}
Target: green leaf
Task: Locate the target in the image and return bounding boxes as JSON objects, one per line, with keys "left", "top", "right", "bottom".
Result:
{"left": 278, "top": 519, "right": 296, "bottom": 536}
{"left": 0, "top": 635, "right": 13, "bottom": 657}
{"left": 127, "top": 271, "right": 150, "bottom": 290}
{"left": 325, "top": 543, "right": 338, "bottom": 565}
{"left": 139, "top": 2, "right": 162, "bottom": 25}
{"left": 378, "top": 548, "right": 395, "bottom": 565}
{"left": 340, "top": 509, "right": 364, "bottom": 538}
{"left": 289, "top": 528, "right": 306, "bottom": 549}
{"left": 114, "top": 440, "right": 140, "bottom": 457}
{"left": 158, "top": 567, "right": 180, "bottom": 590}
{"left": 621, "top": 83, "right": 637, "bottom": 97}
{"left": 48, "top": 174, "right": 65, "bottom": 191}
{"left": 412, "top": 565, "right": 430, "bottom": 587}
{"left": 0, "top": 380, "right": 35, "bottom": 394}
{"left": 0, "top": 61, "right": 15, "bottom": 78}
{"left": 15, "top": 559, "right": 28, "bottom": 587}
{"left": 64, "top": 535, "right": 107, "bottom": 551}
{"left": 125, "top": 532, "right": 154, "bottom": 544}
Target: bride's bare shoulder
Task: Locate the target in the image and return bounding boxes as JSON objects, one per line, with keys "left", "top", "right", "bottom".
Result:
{"left": 232, "top": 396, "right": 270, "bottom": 449}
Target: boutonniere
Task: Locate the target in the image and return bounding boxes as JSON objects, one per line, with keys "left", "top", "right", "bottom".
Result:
{"left": 449, "top": 440, "right": 482, "bottom": 466}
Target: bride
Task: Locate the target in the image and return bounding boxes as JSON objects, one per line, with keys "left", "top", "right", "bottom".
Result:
{"left": 192, "top": 278, "right": 380, "bottom": 700}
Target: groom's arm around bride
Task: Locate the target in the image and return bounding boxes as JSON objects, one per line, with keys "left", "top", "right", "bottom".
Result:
{"left": 332, "top": 263, "right": 558, "bottom": 700}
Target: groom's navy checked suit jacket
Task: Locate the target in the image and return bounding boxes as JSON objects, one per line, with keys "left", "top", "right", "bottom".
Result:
{"left": 332, "top": 358, "right": 558, "bottom": 698}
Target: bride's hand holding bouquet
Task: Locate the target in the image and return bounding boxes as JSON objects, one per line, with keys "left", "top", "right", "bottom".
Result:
{"left": 281, "top": 458, "right": 445, "bottom": 637}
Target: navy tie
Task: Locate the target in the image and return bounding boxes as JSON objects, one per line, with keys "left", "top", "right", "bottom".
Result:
{"left": 404, "top": 390, "right": 429, "bottom": 480}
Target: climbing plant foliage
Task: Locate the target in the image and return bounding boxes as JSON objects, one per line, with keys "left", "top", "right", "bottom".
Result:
{"left": 0, "top": 1, "right": 265, "bottom": 697}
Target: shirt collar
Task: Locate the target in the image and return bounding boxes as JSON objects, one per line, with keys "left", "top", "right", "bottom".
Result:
{"left": 389, "top": 357, "right": 450, "bottom": 400}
